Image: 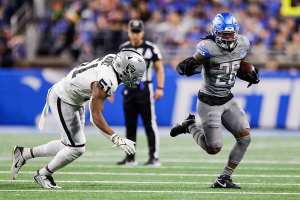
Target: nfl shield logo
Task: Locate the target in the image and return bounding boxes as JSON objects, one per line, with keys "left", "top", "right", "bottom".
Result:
{"left": 240, "top": 50, "right": 245, "bottom": 58}
{"left": 133, "top": 21, "right": 139, "bottom": 27}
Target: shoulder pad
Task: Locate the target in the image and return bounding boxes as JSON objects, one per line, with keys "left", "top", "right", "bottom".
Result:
{"left": 197, "top": 40, "right": 214, "bottom": 58}
{"left": 238, "top": 35, "right": 250, "bottom": 51}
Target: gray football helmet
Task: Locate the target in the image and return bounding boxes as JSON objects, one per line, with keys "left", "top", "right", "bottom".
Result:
{"left": 112, "top": 49, "right": 146, "bottom": 88}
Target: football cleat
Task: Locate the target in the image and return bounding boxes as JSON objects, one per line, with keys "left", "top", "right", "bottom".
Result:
{"left": 212, "top": 175, "right": 242, "bottom": 189}
{"left": 144, "top": 158, "right": 161, "bottom": 167}
{"left": 11, "top": 146, "right": 26, "bottom": 180}
{"left": 33, "top": 170, "right": 61, "bottom": 188}
{"left": 117, "top": 158, "right": 138, "bottom": 166}
{"left": 170, "top": 114, "right": 196, "bottom": 137}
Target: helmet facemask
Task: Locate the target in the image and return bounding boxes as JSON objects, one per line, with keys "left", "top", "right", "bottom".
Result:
{"left": 215, "top": 30, "right": 238, "bottom": 51}
{"left": 123, "top": 62, "right": 144, "bottom": 88}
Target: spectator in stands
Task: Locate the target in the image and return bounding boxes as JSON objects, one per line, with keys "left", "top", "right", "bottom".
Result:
{"left": 146, "top": 11, "right": 163, "bottom": 30}
{"left": 138, "top": 1, "right": 151, "bottom": 22}
{"left": 286, "top": 33, "right": 300, "bottom": 63}
{"left": 0, "top": 30, "right": 13, "bottom": 67}
{"left": 156, "top": 12, "right": 187, "bottom": 47}
{"left": 266, "top": 59, "right": 279, "bottom": 72}
{"left": 249, "top": 39, "right": 268, "bottom": 64}
{"left": 51, "top": 1, "right": 63, "bottom": 22}
{"left": 130, "top": 8, "right": 141, "bottom": 20}
{"left": 270, "top": 35, "right": 286, "bottom": 63}
{"left": 77, "top": 9, "right": 97, "bottom": 45}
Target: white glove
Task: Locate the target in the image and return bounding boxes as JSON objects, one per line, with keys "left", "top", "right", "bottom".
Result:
{"left": 111, "top": 134, "right": 136, "bottom": 155}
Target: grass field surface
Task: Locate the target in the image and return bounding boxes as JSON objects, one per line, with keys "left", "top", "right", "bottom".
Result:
{"left": 0, "top": 131, "right": 299, "bottom": 199}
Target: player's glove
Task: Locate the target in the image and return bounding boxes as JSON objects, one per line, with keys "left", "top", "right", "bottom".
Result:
{"left": 111, "top": 134, "right": 136, "bottom": 155}
{"left": 242, "top": 67, "right": 260, "bottom": 88}
{"left": 176, "top": 57, "right": 201, "bottom": 77}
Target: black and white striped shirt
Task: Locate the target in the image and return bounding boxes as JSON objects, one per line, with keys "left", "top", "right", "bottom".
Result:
{"left": 119, "top": 40, "right": 162, "bottom": 82}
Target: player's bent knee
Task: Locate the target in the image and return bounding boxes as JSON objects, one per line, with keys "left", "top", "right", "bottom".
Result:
{"left": 237, "top": 128, "right": 251, "bottom": 138}
{"left": 207, "top": 146, "right": 222, "bottom": 155}
{"left": 238, "top": 134, "right": 251, "bottom": 147}
{"left": 69, "top": 146, "right": 85, "bottom": 159}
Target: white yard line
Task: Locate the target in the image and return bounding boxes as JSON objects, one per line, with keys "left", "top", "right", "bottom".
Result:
{"left": 0, "top": 190, "right": 300, "bottom": 195}
{"left": 2, "top": 164, "right": 300, "bottom": 171}
{"left": 1, "top": 171, "right": 300, "bottom": 178}
{"left": 1, "top": 180, "right": 300, "bottom": 186}
{"left": 1, "top": 157, "right": 300, "bottom": 164}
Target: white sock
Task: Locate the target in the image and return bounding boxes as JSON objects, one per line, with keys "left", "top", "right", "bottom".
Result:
{"left": 22, "top": 148, "right": 32, "bottom": 160}
{"left": 40, "top": 146, "right": 85, "bottom": 175}
{"left": 39, "top": 167, "right": 53, "bottom": 176}
{"left": 23, "top": 140, "right": 66, "bottom": 160}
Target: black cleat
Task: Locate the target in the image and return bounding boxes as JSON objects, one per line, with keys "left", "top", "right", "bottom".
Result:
{"left": 212, "top": 175, "right": 242, "bottom": 189}
{"left": 170, "top": 114, "right": 195, "bottom": 137}
{"left": 144, "top": 158, "right": 161, "bottom": 167}
{"left": 116, "top": 158, "right": 138, "bottom": 166}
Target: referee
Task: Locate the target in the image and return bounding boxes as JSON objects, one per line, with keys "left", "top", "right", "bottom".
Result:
{"left": 117, "top": 20, "right": 165, "bottom": 166}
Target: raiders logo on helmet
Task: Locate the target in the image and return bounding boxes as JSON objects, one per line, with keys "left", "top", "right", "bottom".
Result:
{"left": 125, "top": 63, "right": 137, "bottom": 74}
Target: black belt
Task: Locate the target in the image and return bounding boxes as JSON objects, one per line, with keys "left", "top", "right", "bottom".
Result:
{"left": 198, "top": 91, "right": 234, "bottom": 106}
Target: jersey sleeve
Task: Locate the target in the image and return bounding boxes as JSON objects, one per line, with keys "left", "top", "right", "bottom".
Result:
{"left": 151, "top": 43, "right": 163, "bottom": 62}
{"left": 98, "top": 76, "right": 116, "bottom": 97}
{"left": 196, "top": 40, "right": 212, "bottom": 58}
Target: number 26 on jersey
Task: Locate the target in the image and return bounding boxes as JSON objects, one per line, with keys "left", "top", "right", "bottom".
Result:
{"left": 215, "top": 61, "right": 240, "bottom": 86}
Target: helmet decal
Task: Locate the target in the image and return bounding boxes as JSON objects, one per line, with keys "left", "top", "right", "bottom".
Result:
{"left": 125, "top": 63, "right": 137, "bottom": 74}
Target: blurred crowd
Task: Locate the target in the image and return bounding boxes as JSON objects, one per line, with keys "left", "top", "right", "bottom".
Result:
{"left": 0, "top": 0, "right": 300, "bottom": 69}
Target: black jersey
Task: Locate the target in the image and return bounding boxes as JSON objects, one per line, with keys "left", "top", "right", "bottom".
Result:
{"left": 119, "top": 41, "right": 162, "bottom": 82}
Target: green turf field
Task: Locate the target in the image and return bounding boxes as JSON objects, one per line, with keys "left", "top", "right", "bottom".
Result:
{"left": 0, "top": 133, "right": 299, "bottom": 199}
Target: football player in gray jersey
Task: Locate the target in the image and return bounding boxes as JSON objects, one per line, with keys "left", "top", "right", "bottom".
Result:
{"left": 11, "top": 50, "right": 146, "bottom": 188}
{"left": 170, "top": 13, "right": 259, "bottom": 189}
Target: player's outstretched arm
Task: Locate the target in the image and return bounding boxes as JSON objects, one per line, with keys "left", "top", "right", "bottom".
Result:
{"left": 89, "top": 82, "right": 136, "bottom": 155}
{"left": 176, "top": 53, "right": 209, "bottom": 77}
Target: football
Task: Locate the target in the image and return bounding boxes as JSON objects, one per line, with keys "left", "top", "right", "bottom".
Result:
{"left": 237, "top": 61, "right": 255, "bottom": 80}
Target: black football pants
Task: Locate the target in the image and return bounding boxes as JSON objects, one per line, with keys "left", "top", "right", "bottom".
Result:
{"left": 123, "top": 83, "right": 159, "bottom": 160}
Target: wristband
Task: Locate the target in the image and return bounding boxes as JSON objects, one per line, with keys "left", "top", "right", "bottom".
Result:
{"left": 110, "top": 134, "right": 118, "bottom": 143}
{"left": 157, "top": 87, "right": 163, "bottom": 90}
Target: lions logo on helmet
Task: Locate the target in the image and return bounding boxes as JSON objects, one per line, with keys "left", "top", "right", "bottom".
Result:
{"left": 113, "top": 49, "right": 146, "bottom": 88}
{"left": 212, "top": 12, "right": 239, "bottom": 52}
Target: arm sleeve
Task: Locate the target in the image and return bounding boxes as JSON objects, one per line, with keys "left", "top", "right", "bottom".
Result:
{"left": 196, "top": 41, "right": 211, "bottom": 58}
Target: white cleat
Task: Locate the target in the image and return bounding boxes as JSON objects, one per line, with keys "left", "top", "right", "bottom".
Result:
{"left": 33, "top": 170, "right": 61, "bottom": 189}
{"left": 11, "top": 146, "right": 26, "bottom": 180}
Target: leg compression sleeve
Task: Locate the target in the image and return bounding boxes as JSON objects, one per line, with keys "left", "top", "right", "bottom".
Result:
{"left": 228, "top": 135, "right": 251, "bottom": 165}
{"left": 189, "top": 124, "right": 208, "bottom": 153}
{"left": 47, "top": 146, "right": 85, "bottom": 173}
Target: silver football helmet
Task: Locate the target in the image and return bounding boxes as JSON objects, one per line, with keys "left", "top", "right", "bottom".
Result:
{"left": 112, "top": 49, "right": 146, "bottom": 88}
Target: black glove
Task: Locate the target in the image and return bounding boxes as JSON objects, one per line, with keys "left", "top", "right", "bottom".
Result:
{"left": 242, "top": 67, "right": 260, "bottom": 88}
{"left": 176, "top": 57, "right": 201, "bottom": 77}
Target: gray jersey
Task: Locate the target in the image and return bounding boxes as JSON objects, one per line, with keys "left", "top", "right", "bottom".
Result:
{"left": 196, "top": 35, "right": 250, "bottom": 97}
